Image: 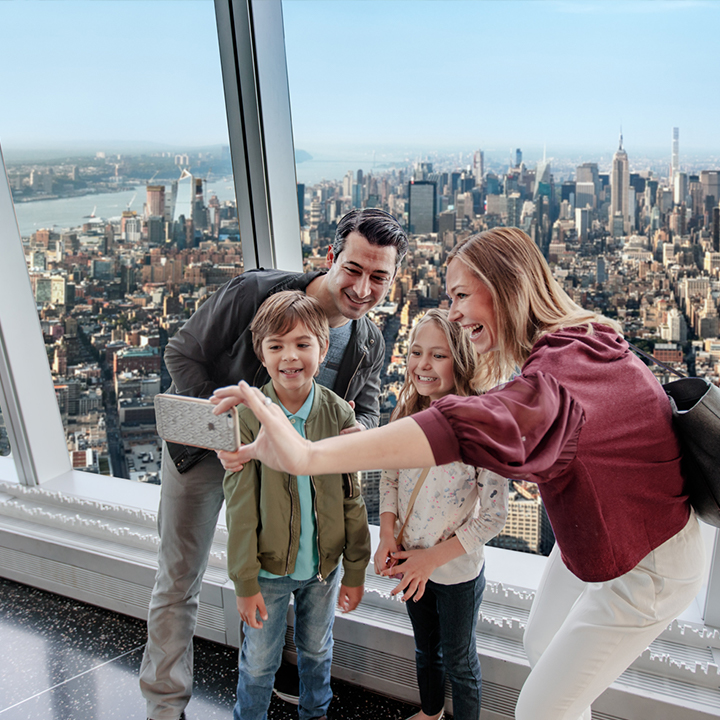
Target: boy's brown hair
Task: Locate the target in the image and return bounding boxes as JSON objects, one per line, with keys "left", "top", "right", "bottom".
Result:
{"left": 250, "top": 290, "right": 330, "bottom": 361}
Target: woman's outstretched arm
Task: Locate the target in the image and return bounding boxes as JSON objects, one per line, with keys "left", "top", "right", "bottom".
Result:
{"left": 211, "top": 382, "right": 435, "bottom": 475}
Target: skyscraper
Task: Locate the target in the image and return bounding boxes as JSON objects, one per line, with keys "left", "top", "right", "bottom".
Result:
{"left": 671, "top": 127, "right": 679, "bottom": 182}
{"left": 610, "top": 133, "right": 630, "bottom": 235}
{"left": 674, "top": 172, "right": 688, "bottom": 206}
{"left": 192, "top": 178, "right": 207, "bottom": 230}
{"left": 146, "top": 185, "right": 166, "bottom": 220}
{"left": 296, "top": 183, "right": 305, "bottom": 226}
{"left": 473, "top": 150, "right": 484, "bottom": 185}
{"left": 408, "top": 180, "right": 436, "bottom": 234}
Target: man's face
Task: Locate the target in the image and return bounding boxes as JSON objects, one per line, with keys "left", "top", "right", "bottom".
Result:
{"left": 324, "top": 231, "right": 397, "bottom": 320}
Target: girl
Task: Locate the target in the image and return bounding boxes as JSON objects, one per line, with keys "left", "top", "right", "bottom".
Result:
{"left": 374, "top": 309, "right": 508, "bottom": 720}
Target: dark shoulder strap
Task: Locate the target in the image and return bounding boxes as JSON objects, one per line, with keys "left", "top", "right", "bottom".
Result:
{"left": 626, "top": 341, "right": 686, "bottom": 379}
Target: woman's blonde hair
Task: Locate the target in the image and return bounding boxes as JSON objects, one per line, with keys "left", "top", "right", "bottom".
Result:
{"left": 391, "top": 308, "right": 477, "bottom": 421}
{"left": 448, "top": 227, "right": 621, "bottom": 391}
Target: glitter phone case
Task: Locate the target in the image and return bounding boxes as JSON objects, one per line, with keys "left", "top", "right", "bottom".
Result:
{"left": 154, "top": 394, "right": 240, "bottom": 452}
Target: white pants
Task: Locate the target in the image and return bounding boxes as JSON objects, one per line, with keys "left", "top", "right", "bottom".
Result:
{"left": 516, "top": 513, "right": 704, "bottom": 720}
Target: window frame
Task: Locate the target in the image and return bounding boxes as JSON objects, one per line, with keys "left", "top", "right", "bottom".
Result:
{"left": 0, "top": 0, "right": 717, "bottom": 649}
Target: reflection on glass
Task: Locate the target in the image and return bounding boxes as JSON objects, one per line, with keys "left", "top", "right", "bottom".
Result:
{"left": 0, "top": 406, "right": 11, "bottom": 457}
{"left": 4, "top": 2, "right": 237, "bottom": 482}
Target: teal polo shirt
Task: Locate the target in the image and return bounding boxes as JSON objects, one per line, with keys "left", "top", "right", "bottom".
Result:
{"left": 258, "top": 384, "right": 319, "bottom": 581}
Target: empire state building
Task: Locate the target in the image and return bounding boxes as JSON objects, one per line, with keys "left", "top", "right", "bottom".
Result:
{"left": 610, "top": 132, "right": 630, "bottom": 236}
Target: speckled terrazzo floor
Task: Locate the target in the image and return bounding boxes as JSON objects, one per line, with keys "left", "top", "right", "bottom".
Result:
{"left": 0, "top": 577, "right": 418, "bottom": 719}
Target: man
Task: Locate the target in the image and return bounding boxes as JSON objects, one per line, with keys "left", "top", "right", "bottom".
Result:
{"left": 140, "top": 208, "right": 408, "bottom": 720}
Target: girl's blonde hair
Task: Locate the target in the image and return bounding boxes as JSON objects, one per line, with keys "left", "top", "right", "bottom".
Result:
{"left": 391, "top": 308, "right": 477, "bottom": 421}
{"left": 448, "top": 227, "right": 621, "bottom": 391}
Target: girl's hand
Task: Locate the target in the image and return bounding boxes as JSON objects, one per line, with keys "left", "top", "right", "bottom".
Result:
{"left": 373, "top": 534, "right": 399, "bottom": 575}
{"left": 381, "top": 546, "right": 440, "bottom": 602}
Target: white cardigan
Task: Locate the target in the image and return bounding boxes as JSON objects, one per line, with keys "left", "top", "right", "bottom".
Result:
{"left": 379, "top": 462, "right": 509, "bottom": 585}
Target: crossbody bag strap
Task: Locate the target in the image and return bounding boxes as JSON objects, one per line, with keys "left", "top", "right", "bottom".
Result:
{"left": 626, "top": 340, "right": 687, "bottom": 379}
{"left": 395, "top": 467, "right": 431, "bottom": 548}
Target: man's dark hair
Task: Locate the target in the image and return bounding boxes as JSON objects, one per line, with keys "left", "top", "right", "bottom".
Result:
{"left": 332, "top": 209, "right": 408, "bottom": 269}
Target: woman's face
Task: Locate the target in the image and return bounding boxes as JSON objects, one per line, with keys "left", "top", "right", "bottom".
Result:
{"left": 446, "top": 258, "right": 498, "bottom": 355}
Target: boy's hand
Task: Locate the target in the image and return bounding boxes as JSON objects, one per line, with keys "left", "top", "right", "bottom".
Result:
{"left": 237, "top": 592, "right": 268, "bottom": 629}
{"left": 337, "top": 583, "right": 364, "bottom": 613}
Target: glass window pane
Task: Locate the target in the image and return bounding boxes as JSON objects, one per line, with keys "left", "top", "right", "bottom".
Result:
{"left": 282, "top": 1, "right": 720, "bottom": 563}
{"left": 0, "top": 408, "right": 10, "bottom": 457}
{"left": 1, "top": 1, "right": 238, "bottom": 482}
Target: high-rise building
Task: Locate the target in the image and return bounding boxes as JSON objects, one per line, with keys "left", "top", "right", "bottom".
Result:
{"left": 534, "top": 158, "right": 551, "bottom": 199}
{"left": 489, "top": 481, "right": 554, "bottom": 556}
{"left": 700, "top": 170, "right": 720, "bottom": 207}
{"left": 192, "top": 178, "right": 207, "bottom": 230}
{"left": 664, "top": 308, "right": 688, "bottom": 343}
{"left": 674, "top": 172, "right": 688, "bottom": 206}
{"left": 507, "top": 193, "right": 523, "bottom": 228}
{"left": 610, "top": 133, "right": 630, "bottom": 235}
{"left": 515, "top": 148, "right": 522, "bottom": 167}
{"left": 596, "top": 256, "right": 606, "bottom": 284}
{"left": 575, "top": 207, "right": 591, "bottom": 242}
{"left": 146, "top": 185, "right": 166, "bottom": 220}
{"left": 408, "top": 180, "right": 436, "bottom": 234}
{"left": 473, "top": 150, "right": 484, "bottom": 185}
{"left": 296, "top": 183, "right": 305, "bottom": 226}
{"left": 575, "top": 181, "right": 596, "bottom": 210}
{"left": 671, "top": 127, "right": 679, "bottom": 182}
{"left": 121, "top": 211, "right": 142, "bottom": 242}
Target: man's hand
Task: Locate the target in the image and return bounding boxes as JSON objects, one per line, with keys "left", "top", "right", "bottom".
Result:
{"left": 217, "top": 447, "right": 245, "bottom": 473}
{"left": 340, "top": 422, "right": 364, "bottom": 435}
{"left": 337, "top": 583, "right": 364, "bottom": 613}
{"left": 340, "top": 401, "right": 365, "bottom": 434}
{"left": 237, "top": 592, "right": 268, "bottom": 629}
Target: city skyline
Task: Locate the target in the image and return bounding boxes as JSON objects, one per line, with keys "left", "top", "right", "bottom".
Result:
{"left": 0, "top": 1, "right": 719, "bottom": 161}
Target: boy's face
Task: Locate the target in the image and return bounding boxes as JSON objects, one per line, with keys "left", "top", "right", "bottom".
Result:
{"left": 260, "top": 321, "right": 328, "bottom": 403}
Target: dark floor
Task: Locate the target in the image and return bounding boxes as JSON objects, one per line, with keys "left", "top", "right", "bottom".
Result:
{"left": 0, "top": 577, "right": 417, "bottom": 720}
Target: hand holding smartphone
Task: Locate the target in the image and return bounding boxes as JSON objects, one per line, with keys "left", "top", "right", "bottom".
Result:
{"left": 154, "top": 394, "right": 241, "bottom": 452}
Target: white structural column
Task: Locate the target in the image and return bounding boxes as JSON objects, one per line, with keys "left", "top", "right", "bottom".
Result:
{"left": 0, "top": 146, "right": 70, "bottom": 485}
{"left": 214, "top": 0, "right": 302, "bottom": 272}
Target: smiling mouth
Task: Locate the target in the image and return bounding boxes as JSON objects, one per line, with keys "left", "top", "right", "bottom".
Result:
{"left": 415, "top": 374, "right": 438, "bottom": 383}
{"left": 466, "top": 324, "right": 484, "bottom": 340}
{"left": 280, "top": 368, "right": 303, "bottom": 376}
{"left": 344, "top": 291, "right": 370, "bottom": 305}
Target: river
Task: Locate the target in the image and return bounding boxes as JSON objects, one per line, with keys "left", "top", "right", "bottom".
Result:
{"left": 12, "top": 180, "right": 239, "bottom": 237}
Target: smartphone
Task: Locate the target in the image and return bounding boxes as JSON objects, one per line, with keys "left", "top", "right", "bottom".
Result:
{"left": 154, "top": 394, "right": 241, "bottom": 452}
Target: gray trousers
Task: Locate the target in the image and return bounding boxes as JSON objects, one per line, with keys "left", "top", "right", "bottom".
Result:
{"left": 139, "top": 442, "right": 226, "bottom": 720}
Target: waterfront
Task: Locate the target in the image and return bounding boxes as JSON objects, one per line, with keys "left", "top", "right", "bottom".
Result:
{"left": 12, "top": 179, "right": 238, "bottom": 237}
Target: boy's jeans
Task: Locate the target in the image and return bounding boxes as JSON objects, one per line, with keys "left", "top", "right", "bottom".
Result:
{"left": 234, "top": 566, "right": 341, "bottom": 720}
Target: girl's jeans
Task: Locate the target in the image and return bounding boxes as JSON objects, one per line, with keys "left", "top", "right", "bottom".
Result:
{"left": 405, "top": 568, "right": 486, "bottom": 720}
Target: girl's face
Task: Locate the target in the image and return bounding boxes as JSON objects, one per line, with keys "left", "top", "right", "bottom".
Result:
{"left": 407, "top": 321, "right": 456, "bottom": 402}
{"left": 446, "top": 258, "right": 498, "bottom": 355}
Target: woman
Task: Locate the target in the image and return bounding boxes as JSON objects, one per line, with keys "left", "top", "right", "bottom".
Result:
{"left": 213, "top": 227, "right": 704, "bottom": 720}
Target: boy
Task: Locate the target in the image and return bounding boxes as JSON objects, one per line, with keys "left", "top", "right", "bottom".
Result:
{"left": 223, "top": 290, "right": 371, "bottom": 720}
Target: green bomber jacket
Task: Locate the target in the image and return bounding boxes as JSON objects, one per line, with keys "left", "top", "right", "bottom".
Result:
{"left": 223, "top": 381, "right": 371, "bottom": 597}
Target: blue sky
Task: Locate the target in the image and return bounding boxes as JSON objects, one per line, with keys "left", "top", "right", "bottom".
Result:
{"left": 0, "top": 1, "right": 718, "bottom": 159}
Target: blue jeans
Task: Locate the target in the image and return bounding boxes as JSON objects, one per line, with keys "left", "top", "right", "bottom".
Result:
{"left": 234, "top": 566, "right": 341, "bottom": 720}
{"left": 405, "top": 569, "right": 485, "bottom": 720}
